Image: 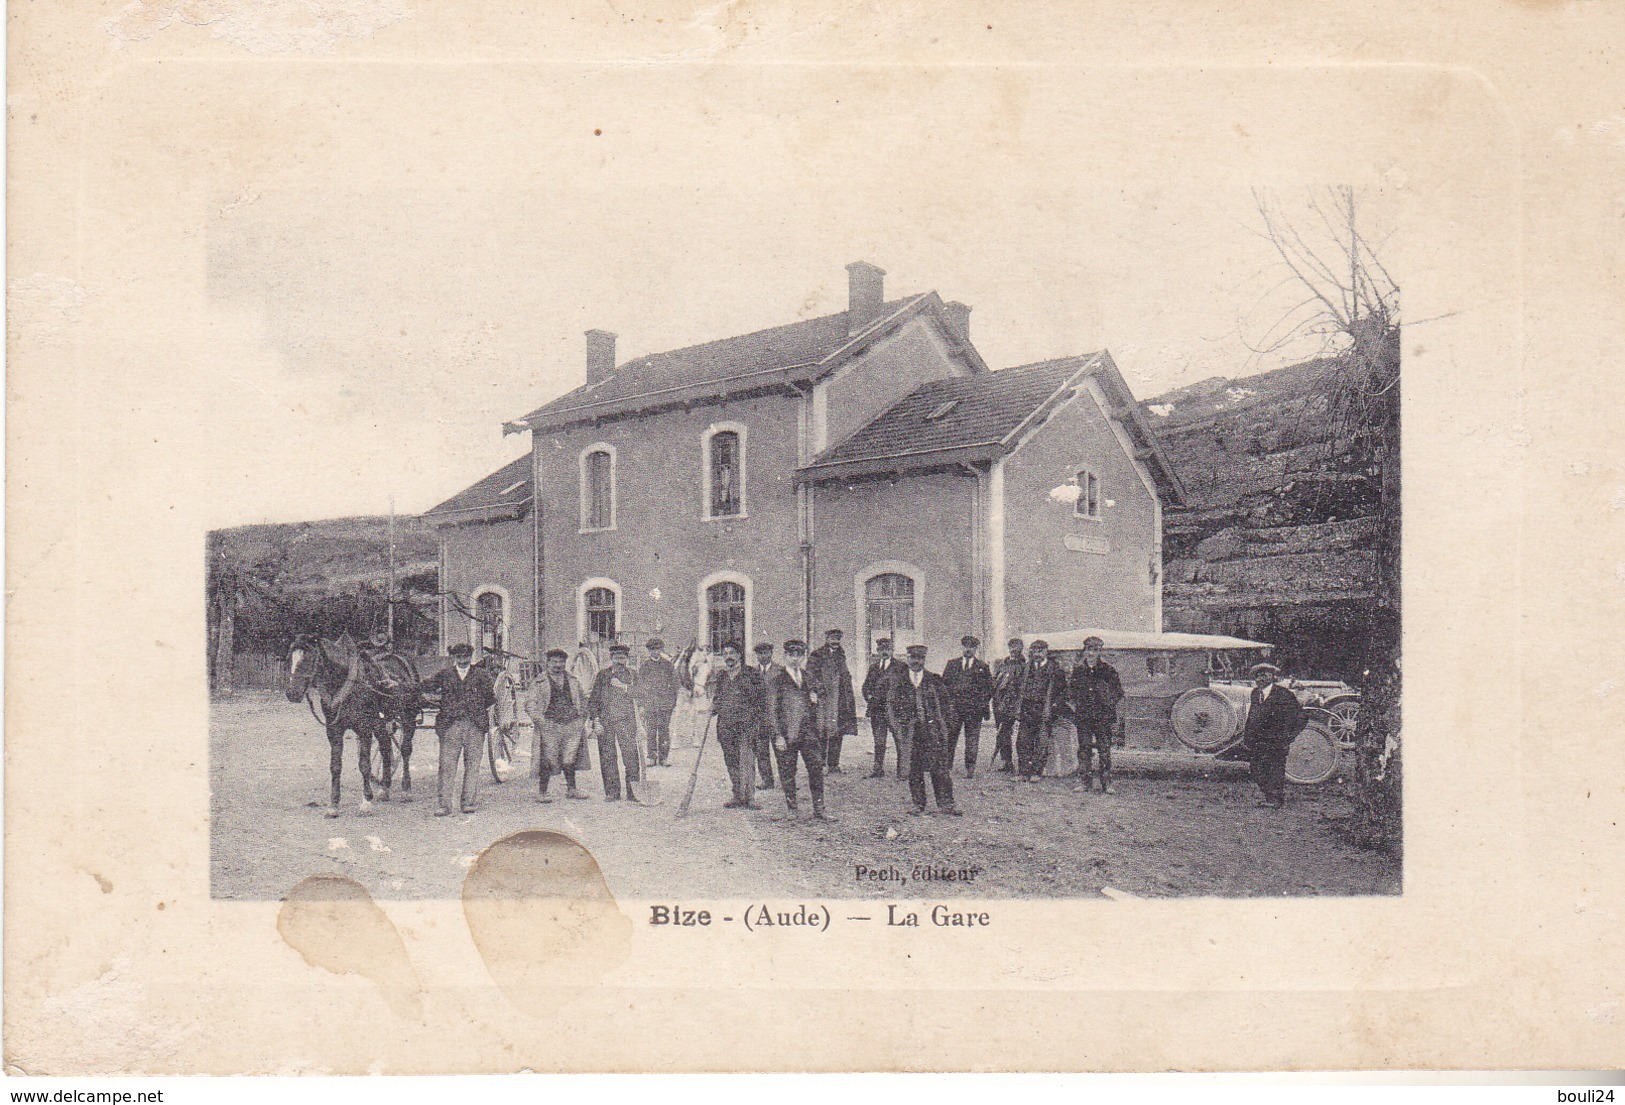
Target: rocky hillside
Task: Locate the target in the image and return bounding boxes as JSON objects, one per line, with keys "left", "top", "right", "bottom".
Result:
{"left": 207, "top": 515, "right": 441, "bottom": 672}
{"left": 1142, "top": 357, "right": 1382, "bottom": 680}
{"left": 210, "top": 515, "right": 438, "bottom": 594}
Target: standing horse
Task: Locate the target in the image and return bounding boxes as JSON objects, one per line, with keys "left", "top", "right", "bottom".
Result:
{"left": 286, "top": 633, "right": 421, "bottom": 817}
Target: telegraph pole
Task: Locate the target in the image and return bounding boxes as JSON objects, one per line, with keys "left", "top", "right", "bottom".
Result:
{"left": 387, "top": 495, "right": 396, "bottom": 647}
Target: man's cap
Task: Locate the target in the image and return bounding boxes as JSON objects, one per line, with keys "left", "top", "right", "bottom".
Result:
{"left": 1082, "top": 635, "right": 1105, "bottom": 649}
{"left": 824, "top": 628, "right": 844, "bottom": 638}
{"left": 960, "top": 634, "right": 981, "bottom": 647}
{"left": 1030, "top": 639, "right": 1050, "bottom": 651}
{"left": 1007, "top": 637, "right": 1025, "bottom": 648}
{"left": 608, "top": 643, "right": 632, "bottom": 655}
{"left": 544, "top": 648, "right": 569, "bottom": 660}
{"left": 646, "top": 637, "right": 664, "bottom": 651}
{"left": 448, "top": 642, "right": 474, "bottom": 659}
{"left": 754, "top": 642, "right": 775, "bottom": 654}
{"left": 1250, "top": 662, "right": 1281, "bottom": 676}
{"left": 784, "top": 639, "right": 808, "bottom": 654}
{"left": 906, "top": 644, "right": 929, "bottom": 657}
{"left": 720, "top": 640, "right": 743, "bottom": 653}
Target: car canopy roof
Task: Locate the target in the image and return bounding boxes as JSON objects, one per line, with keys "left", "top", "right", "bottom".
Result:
{"left": 1021, "top": 629, "right": 1273, "bottom": 652}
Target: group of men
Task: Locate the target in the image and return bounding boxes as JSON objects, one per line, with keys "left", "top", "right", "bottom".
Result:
{"left": 416, "top": 629, "right": 1134, "bottom": 820}
{"left": 981, "top": 635, "right": 1128, "bottom": 790}
{"left": 860, "top": 633, "right": 1127, "bottom": 800}
{"left": 416, "top": 626, "right": 1304, "bottom": 820}
{"left": 415, "top": 637, "right": 672, "bottom": 815}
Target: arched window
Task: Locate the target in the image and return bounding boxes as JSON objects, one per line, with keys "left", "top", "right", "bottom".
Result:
{"left": 864, "top": 571, "right": 918, "bottom": 657}
{"left": 580, "top": 443, "right": 616, "bottom": 531}
{"left": 1074, "top": 467, "right": 1101, "bottom": 520}
{"left": 710, "top": 432, "right": 741, "bottom": 516}
{"left": 584, "top": 586, "right": 618, "bottom": 641}
{"left": 705, "top": 580, "right": 747, "bottom": 653}
{"left": 701, "top": 422, "right": 747, "bottom": 520}
{"left": 474, "top": 590, "right": 505, "bottom": 656}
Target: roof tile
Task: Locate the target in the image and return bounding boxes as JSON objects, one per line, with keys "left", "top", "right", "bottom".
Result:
{"left": 805, "top": 354, "right": 1098, "bottom": 469}
{"left": 425, "top": 454, "right": 531, "bottom": 516}
{"left": 511, "top": 297, "right": 919, "bottom": 427}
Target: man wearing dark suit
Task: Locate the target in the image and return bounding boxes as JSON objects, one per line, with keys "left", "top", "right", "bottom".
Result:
{"left": 750, "top": 642, "right": 783, "bottom": 790}
{"left": 1015, "top": 639, "right": 1070, "bottom": 782}
{"left": 635, "top": 638, "right": 679, "bottom": 768}
{"left": 1241, "top": 661, "right": 1306, "bottom": 809}
{"left": 862, "top": 637, "right": 907, "bottom": 778}
{"left": 767, "top": 640, "right": 835, "bottom": 822}
{"left": 707, "top": 641, "right": 770, "bottom": 810}
{"left": 588, "top": 643, "right": 642, "bottom": 803}
{"left": 942, "top": 635, "right": 995, "bottom": 777}
{"left": 1069, "top": 635, "right": 1125, "bottom": 794}
{"left": 888, "top": 645, "right": 962, "bottom": 816}
{"left": 989, "top": 638, "right": 1026, "bottom": 772}
{"left": 807, "top": 629, "right": 858, "bottom": 773}
{"left": 421, "top": 642, "right": 496, "bottom": 816}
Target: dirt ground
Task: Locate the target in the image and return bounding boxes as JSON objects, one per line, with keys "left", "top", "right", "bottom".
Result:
{"left": 210, "top": 691, "right": 1400, "bottom": 901}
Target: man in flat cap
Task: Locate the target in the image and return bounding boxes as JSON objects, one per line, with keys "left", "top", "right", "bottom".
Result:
{"left": 1016, "top": 639, "right": 1070, "bottom": 782}
{"left": 807, "top": 628, "right": 858, "bottom": 774}
{"left": 523, "top": 647, "right": 590, "bottom": 802}
{"left": 862, "top": 637, "right": 907, "bottom": 778}
{"left": 990, "top": 637, "right": 1027, "bottom": 772}
{"left": 767, "top": 640, "right": 835, "bottom": 821}
{"left": 750, "top": 642, "right": 783, "bottom": 790}
{"left": 752, "top": 641, "right": 780, "bottom": 675}
{"left": 942, "top": 635, "right": 995, "bottom": 777}
{"left": 888, "top": 644, "right": 962, "bottom": 816}
{"left": 588, "top": 643, "right": 642, "bottom": 802}
{"left": 1069, "top": 635, "right": 1125, "bottom": 794}
{"left": 1240, "top": 662, "right": 1305, "bottom": 809}
{"left": 421, "top": 641, "right": 496, "bottom": 816}
{"left": 706, "top": 640, "right": 771, "bottom": 810}
{"left": 635, "top": 638, "right": 679, "bottom": 768}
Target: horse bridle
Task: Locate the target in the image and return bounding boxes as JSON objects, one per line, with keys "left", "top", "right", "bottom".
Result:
{"left": 290, "top": 639, "right": 358, "bottom": 728}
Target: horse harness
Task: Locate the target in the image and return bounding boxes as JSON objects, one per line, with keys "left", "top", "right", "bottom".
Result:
{"left": 304, "top": 642, "right": 415, "bottom": 729}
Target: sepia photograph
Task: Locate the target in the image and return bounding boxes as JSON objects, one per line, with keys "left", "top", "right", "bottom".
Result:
{"left": 206, "top": 190, "right": 1403, "bottom": 903}
{"left": 14, "top": 0, "right": 1619, "bottom": 1076}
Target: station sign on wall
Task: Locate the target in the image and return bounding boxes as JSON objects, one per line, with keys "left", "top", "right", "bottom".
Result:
{"left": 1063, "top": 532, "right": 1111, "bottom": 556}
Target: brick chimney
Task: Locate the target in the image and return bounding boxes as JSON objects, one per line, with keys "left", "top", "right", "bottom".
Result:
{"left": 942, "top": 300, "right": 972, "bottom": 343}
{"left": 585, "top": 329, "right": 617, "bottom": 385}
{"left": 846, "top": 261, "right": 886, "bottom": 334}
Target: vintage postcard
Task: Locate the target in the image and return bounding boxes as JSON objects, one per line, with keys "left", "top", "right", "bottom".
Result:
{"left": 6, "top": 0, "right": 1622, "bottom": 1076}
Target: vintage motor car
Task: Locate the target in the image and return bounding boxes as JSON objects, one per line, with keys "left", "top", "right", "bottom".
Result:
{"left": 1021, "top": 629, "right": 1346, "bottom": 785}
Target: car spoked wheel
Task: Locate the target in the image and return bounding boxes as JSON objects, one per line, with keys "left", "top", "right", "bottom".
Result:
{"left": 1325, "top": 698, "right": 1360, "bottom": 751}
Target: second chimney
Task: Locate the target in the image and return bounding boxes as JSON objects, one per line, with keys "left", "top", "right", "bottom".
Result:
{"left": 942, "top": 300, "right": 972, "bottom": 343}
{"left": 585, "top": 329, "right": 617, "bottom": 385}
{"left": 846, "top": 261, "right": 886, "bottom": 334}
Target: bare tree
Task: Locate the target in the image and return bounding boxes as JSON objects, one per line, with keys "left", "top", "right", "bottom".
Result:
{"left": 207, "top": 530, "right": 297, "bottom": 696}
{"left": 1251, "top": 186, "right": 1401, "bottom": 852}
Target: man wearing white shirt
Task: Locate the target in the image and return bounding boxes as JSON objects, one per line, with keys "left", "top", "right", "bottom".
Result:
{"left": 1240, "top": 661, "right": 1306, "bottom": 809}
{"left": 886, "top": 644, "right": 961, "bottom": 817}
{"left": 766, "top": 640, "right": 835, "bottom": 821}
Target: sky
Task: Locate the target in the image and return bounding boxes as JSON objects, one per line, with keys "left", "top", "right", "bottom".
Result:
{"left": 160, "top": 63, "right": 1407, "bottom": 526}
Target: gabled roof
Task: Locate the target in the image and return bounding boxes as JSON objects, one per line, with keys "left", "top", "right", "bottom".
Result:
{"left": 505, "top": 291, "right": 986, "bottom": 433}
{"left": 797, "top": 351, "right": 1186, "bottom": 505}
{"left": 424, "top": 455, "right": 532, "bottom": 526}
{"left": 804, "top": 355, "right": 1094, "bottom": 471}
